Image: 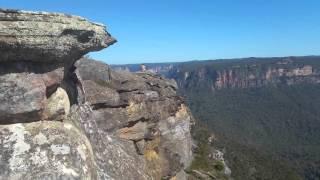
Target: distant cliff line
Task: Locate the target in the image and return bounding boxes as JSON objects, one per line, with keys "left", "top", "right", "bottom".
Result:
{"left": 112, "top": 56, "right": 320, "bottom": 90}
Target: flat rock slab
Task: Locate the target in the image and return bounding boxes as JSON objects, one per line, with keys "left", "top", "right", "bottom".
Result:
{"left": 0, "top": 9, "right": 116, "bottom": 63}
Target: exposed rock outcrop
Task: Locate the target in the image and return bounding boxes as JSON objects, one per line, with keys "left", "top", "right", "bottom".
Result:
{"left": 70, "top": 58, "right": 193, "bottom": 179}
{"left": 0, "top": 9, "right": 116, "bottom": 63}
{"left": 0, "top": 8, "right": 115, "bottom": 123}
{"left": 0, "top": 9, "right": 193, "bottom": 180}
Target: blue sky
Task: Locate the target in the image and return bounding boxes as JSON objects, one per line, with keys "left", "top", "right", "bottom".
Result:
{"left": 1, "top": 0, "right": 320, "bottom": 64}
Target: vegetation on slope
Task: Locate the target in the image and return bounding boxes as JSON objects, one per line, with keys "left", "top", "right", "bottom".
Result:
{"left": 185, "top": 83, "right": 320, "bottom": 180}
{"left": 187, "top": 124, "right": 230, "bottom": 180}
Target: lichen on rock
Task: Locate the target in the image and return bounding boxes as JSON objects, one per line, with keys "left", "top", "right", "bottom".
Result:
{"left": 0, "top": 121, "right": 97, "bottom": 180}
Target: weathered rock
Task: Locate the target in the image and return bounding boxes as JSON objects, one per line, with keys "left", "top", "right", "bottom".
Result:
{"left": 43, "top": 87, "right": 70, "bottom": 121}
{"left": 70, "top": 58, "right": 193, "bottom": 180}
{"left": 69, "top": 104, "right": 150, "bottom": 180}
{"left": 0, "top": 121, "right": 97, "bottom": 180}
{"left": 0, "top": 72, "right": 69, "bottom": 123}
{"left": 0, "top": 8, "right": 115, "bottom": 124}
{"left": 82, "top": 80, "right": 121, "bottom": 107}
{"left": 0, "top": 9, "right": 193, "bottom": 180}
{"left": 0, "top": 9, "right": 116, "bottom": 63}
{"left": 116, "top": 121, "right": 147, "bottom": 141}
{"left": 0, "top": 73, "right": 46, "bottom": 124}
{"left": 158, "top": 104, "right": 193, "bottom": 174}
{"left": 41, "top": 68, "right": 64, "bottom": 96}
{"left": 75, "top": 58, "right": 112, "bottom": 82}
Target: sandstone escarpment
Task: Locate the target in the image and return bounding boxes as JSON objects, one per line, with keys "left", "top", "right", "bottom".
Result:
{"left": 114, "top": 57, "right": 320, "bottom": 91}
{"left": 213, "top": 64, "right": 316, "bottom": 89}
{"left": 0, "top": 9, "right": 193, "bottom": 180}
{"left": 147, "top": 58, "right": 320, "bottom": 91}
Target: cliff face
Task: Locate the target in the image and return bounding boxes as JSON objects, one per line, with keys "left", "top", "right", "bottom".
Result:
{"left": 181, "top": 63, "right": 319, "bottom": 90}
{"left": 0, "top": 9, "right": 193, "bottom": 180}
{"left": 119, "top": 57, "right": 320, "bottom": 91}
{"left": 126, "top": 56, "right": 320, "bottom": 91}
{"left": 113, "top": 58, "right": 320, "bottom": 180}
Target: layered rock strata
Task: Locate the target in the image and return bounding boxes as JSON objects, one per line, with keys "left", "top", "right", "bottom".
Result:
{"left": 0, "top": 9, "right": 193, "bottom": 180}
{"left": 0, "top": 8, "right": 116, "bottom": 63}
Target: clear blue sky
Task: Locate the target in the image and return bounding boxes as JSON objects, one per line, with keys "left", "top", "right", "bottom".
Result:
{"left": 1, "top": 0, "right": 320, "bottom": 64}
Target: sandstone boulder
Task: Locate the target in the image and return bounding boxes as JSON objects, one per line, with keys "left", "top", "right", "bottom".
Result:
{"left": 0, "top": 9, "right": 116, "bottom": 63}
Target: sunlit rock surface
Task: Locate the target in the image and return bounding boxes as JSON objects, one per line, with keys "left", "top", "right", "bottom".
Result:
{"left": 0, "top": 9, "right": 193, "bottom": 180}
{"left": 0, "top": 8, "right": 116, "bottom": 63}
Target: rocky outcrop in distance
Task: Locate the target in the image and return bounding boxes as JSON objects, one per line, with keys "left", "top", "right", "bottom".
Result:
{"left": 113, "top": 56, "right": 320, "bottom": 91}
{"left": 0, "top": 9, "right": 193, "bottom": 180}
